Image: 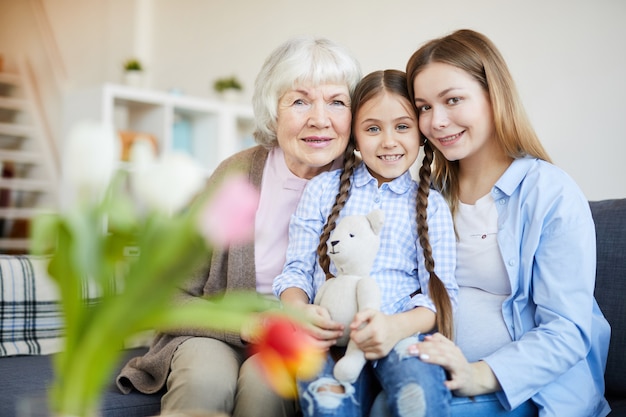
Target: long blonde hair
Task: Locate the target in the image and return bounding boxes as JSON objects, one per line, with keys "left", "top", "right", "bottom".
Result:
{"left": 406, "top": 29, "right": 551, "bottom": 214}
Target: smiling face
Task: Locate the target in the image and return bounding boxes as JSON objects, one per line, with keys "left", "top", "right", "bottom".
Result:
{"left": 412, "top": 62, "right": 497, "bottom": 166}
{"left": 353, "top": 91, "right": 420, "bottom": 186}
{"left": 275, "top": 83, "right": 352, "bottom": 179}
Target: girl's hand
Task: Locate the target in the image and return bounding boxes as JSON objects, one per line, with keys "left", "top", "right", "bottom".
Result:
{"left": 280, "top": 288, "right": 343, "bottom": 349}
{"left": 299, "top": 303, "right": 345, "bottom": 349}
{"left": 349, "top": 309, "right": 396, "bottom": 359}
{"left": 408, "top": 333, "right": 501, "bottom": 396}
{"left": 240, "top": 312, "right": 265, "bottom": 344}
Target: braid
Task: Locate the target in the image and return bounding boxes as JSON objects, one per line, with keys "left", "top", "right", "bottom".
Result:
{"left": 316, "top": 142, "right": 357, "bottom": 279}
{"left": 416, "top": 141, "right": 454, "bottom": 339}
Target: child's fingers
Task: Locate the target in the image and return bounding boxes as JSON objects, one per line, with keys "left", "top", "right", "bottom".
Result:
{"left": 351, "top": 308, "right": 377, "bottom": 330}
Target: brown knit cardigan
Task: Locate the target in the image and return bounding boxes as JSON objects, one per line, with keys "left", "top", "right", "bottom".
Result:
{"left": 116, "top": 145, "right": 270, "bottom": 395}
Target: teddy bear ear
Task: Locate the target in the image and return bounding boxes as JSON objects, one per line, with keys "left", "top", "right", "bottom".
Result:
{"left": 367, "top": 210, "right": 385, "bottom": 235}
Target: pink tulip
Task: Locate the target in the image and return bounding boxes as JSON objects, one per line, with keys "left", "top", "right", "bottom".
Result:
{"left": 198, "top": 174, "right": 260, "bottom": 247}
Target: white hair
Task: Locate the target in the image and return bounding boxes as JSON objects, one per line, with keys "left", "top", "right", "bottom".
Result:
{"left": 252, "top": 36, "right": 362, "bottom": 148}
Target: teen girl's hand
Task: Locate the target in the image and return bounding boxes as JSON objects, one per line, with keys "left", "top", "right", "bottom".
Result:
{"left": 408, "top": 333, "right": 501, "bottom": 397}
{"left": 351, "top": 306, "right": 439, "bottom": 360}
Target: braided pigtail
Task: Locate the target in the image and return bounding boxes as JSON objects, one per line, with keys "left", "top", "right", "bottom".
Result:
{"left": 416, "top": 141, "right": 454, "bottom": 339}
{"left": 316, "top": 142, "right": 357, "bottom": 280}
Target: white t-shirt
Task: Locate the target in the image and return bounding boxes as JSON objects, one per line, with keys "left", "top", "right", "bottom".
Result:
{"left": 454, "top": 193, "right": 512, "bottom": 362}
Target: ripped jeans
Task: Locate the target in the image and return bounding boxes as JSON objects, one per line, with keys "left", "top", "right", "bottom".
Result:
{"left": 297, "top": 335, "right": 450, "bottom": 417}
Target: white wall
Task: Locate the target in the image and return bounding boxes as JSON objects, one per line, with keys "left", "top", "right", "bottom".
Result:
{"left": 1, "top": 0, "right": 625, "bottom": 200}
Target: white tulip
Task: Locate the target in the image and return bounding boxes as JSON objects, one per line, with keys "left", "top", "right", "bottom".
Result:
{"left": 62, "top": 120, "right": 119, "bottom": 207}
{"left": 130, "top": 144, "right": 206, "bottom": 215}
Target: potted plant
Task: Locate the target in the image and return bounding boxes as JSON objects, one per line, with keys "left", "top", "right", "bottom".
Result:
{"left": 124, "top": 59, "right": 142, "bottom": 72}
{"left": 213, "top": 76, "right": 243, "bottom": 102}
{"left": 123, "top": 58, "right": 144, "bottom": 88}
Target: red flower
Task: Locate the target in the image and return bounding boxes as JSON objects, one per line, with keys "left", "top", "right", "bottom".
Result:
{"left": 251, "top": 316, "right": 324, "bottom": 398}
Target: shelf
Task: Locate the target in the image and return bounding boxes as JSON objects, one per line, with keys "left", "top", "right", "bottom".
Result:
{"left": 0, "top": 122, "right": 34, "bottom": 137}
{"left": 0, "top": 207, "right": 48, "bottom": 219}
{"left": 0, "top": 97, "right": 28, "bottom": 111}
{"left": 63, "top": 83, "right": 255, "bottom": 175}
{"left": 0, "top": 149, "right": 43, "bottom": 164}
{"left": 0, "top": 177, "right": 50, "bottom": 192}
{"left": 0, "top": 238, "right": 30, "bottom": 251}
{"left": 0, "top": 72, "right": 22, "bottom": 86}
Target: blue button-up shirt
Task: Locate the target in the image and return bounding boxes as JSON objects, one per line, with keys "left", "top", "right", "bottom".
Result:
{"left": 273, "top": 161, "right": 457, "bottom": 316}
{"left": 484, "top": 157, "right": 610, "bottom": 417}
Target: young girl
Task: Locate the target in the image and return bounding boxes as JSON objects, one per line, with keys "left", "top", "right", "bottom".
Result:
{"left": 372, "top": 29, "right": 611, "bottom": 417}
{"left": 273, "top": 70, "right": 457, "bottom": 417}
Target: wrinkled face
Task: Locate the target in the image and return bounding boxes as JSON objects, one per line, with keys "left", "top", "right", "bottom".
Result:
{"left": 412, "top": 62, "right": 495, "bottom": 165}
{"left": 353, "top": 91, "right": 420, "bottom": 186}
{"left": 275, "top": 83, "right": 352, "bottom": 179}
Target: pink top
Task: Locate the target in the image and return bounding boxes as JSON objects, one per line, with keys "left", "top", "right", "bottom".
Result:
{"left": 254, "top": 147, "right": 341, "bottom": 294}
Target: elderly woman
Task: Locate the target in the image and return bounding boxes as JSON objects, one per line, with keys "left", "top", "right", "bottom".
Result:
{"left": 115, "top": 36, "right": 362, "bottom": 417}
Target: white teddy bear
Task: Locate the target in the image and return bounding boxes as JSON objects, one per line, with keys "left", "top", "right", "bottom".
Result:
{"left": 314, "top": 210, "right": 384, "bottom": 383}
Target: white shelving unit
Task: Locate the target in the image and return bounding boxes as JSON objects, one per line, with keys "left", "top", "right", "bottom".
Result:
{"left": 63, "top": 83, "right": 255, "bottom": 174}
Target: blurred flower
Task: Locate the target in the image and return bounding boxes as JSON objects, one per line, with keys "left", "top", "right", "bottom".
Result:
{"left": 251, "top": 315, "right": 324, "bottom": 398}
{"left": 129, "top": 139, "right": 206, "bottom": 215}
{"left": 128, "top": 136, "right": 156, "bottom": 170}
{"left": 198, "top": 174, "right": 260, "bottom": 246}
{"left": 62, "top": 120, "right": 119, "bottom": 207}
{"left": 33, "top": 121, "right": 297, "bottom": 416}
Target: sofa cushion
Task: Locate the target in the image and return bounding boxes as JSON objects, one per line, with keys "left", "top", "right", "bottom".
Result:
{"left": 0, "top": 256, "right": 65, "bottom": 356}
{"left": 0, "top": 255, "right": 151, "bottom": 357}
{"left": 0, "top": 347, "right": 162, "bottom": 417}
{"left": 590, "top": 199, "right": 626, "bottom": 397}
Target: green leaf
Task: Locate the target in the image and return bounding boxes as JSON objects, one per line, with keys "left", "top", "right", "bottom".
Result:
{"left": 29, "top": 212, "right": 61, "bottom": 255}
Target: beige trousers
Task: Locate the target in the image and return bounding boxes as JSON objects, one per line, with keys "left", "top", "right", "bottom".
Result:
{"left": 161, "top": 337, "right": 297, "bottom": 417}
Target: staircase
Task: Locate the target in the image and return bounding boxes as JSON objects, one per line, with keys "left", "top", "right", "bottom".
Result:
{"left": 0, "top": 59, "right": 59, "bottom": 254}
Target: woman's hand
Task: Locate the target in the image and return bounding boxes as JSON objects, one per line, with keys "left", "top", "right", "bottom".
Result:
{"left": 408, "top": 333, "right": 501, "bottom": 397}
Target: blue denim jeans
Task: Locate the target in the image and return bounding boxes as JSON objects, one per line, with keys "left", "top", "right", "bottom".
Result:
{"left": 370, "top": 391, "right": 538, "bottom": 417}
{"left": 297, "top": 336, "right": 450, "bottom": 417}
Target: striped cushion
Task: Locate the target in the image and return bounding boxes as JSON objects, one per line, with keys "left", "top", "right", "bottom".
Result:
{"left": 0, "top": 255, "right": 152, "bottom": 357}
{"left": 0, "top": 255, "right": 64, "bottom": 356}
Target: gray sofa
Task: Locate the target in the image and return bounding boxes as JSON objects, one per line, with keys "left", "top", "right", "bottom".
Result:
{"left": 0, "top": 254, "right": 162, "bottom": 416}
{"left": 0, "top": 198, "right": 625, "bottom": 417}
{"left": 591, "top": 199, "right": 626, "bottom": 416}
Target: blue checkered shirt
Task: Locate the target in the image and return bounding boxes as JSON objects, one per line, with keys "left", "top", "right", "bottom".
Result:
{"left": 273, "top": 162, "right": 457, "bottom": 315}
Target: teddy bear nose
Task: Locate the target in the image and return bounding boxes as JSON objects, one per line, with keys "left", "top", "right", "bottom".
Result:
{"left": 330, "top": 240, "right": 339, "bottom": 248}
